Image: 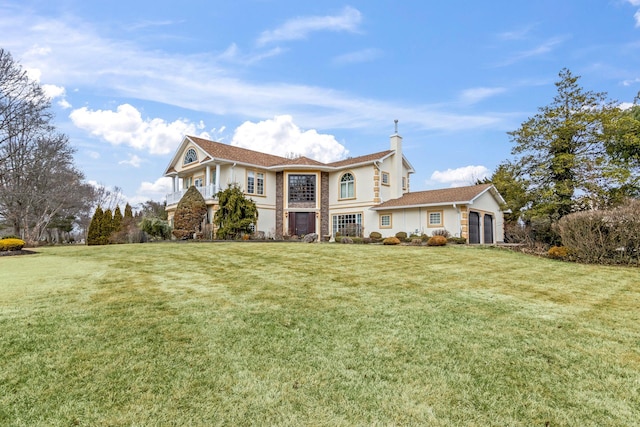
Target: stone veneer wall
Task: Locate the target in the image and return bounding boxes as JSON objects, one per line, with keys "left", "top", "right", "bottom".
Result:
{"left": 373, "top": 166, "right": 380, "bottom": 203}
{"left": 275, "top": 171, "right": 283, "bottom": 239}
{"left": 459, "top": 205, "right": 468, "bottom": 239}
{"left": 321, "top": 172, "right": 329, "bottom": 236}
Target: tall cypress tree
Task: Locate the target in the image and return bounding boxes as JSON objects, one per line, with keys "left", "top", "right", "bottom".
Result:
{"left": 124, "top": 203, "right": 133, "bottom": 220}
{"left": 112, "top": 206, "right": 123, "bottom": 233}
{"left": 102, "top": 208, "right": 113, "bottom": 244}
{"left": 87, "top": 206, "right": 103, "bottom": 245}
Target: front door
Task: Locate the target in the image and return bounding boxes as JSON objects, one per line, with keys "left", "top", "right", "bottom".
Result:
{"left": 468, "top": 212, "right": 480, "bottom": 244}
{"left": 288, "top": 212, "right": 315, "bottom": 236}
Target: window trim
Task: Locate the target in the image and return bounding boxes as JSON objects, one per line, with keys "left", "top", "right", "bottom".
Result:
{"left": 183, "top": 147, "right": 198, "bottom": 165}
{"left": 381, "top": 171, "right": 390, "bottom": 186}
{"left": 193, "top": 175, "right": 204, "bottom": 188}
{"left": 379, "top": 213, "right": 392, "bottom": 229}
{"left": 427, "top": 210, "right": 444, "bottom": 228}
{"left": 339, "top": 171, "right": 356, "bottom": 200}
{"left": 246, "top": 169, "right": 266, "bottom": 196}
{"left": 402, "top": 176, "right": 407, "bottom": 190}
{"left": 332, "top": 212, "right": 363, "bottom": 237}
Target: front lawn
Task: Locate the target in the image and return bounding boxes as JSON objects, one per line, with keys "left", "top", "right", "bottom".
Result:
{"left": 1, "top": 243, "right": 638, "bottom": 426}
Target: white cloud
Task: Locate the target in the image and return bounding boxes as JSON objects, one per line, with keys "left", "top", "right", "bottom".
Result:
{"left": 622, "top": 77, "right": 640, "bottom": 86}
{"left": 495, "top": 36, "right": 567, "bottom": 67}
{"left": 87, "top": 150, "right": 100, "bottom": 159}
{"left": 129, "top": 177, "right": 174, "bottom": 205}
{"left": 635, "top": 9, "right": 640, "bottom": 27}
{"left": 430, "top": 165, "right": 490, "bottom": 187}
{"left": 231, "top": 115, "right": 348, "bottom": 163}
{"left": 69, "top": 104, "right": 210, "bottom": 155}
{"left": 332, "top": 48, "right": 382, "bottom": 65}
{"left": 119, "top": 154, "right": 144, "bottom": 168}
{"left": 257, "top": 6, "right": 362, "bottom": 46}
{"left": 628, "top": 0, "right": 640, "bottom": 6}
{"left": 459, "top": 87, "right": 506, "bottom": 105}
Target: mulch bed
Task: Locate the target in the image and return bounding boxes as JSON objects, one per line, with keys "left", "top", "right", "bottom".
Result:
{"left": 0, "top": 249, "right": 37, "bottom": 257}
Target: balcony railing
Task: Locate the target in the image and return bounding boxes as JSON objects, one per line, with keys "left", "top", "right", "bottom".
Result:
{"left": 166, "top": 184, "right": 219, "bottom": 206}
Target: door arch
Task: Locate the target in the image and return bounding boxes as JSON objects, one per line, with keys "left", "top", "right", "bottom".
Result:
{"left": 468, "top": 211, "right": 480, "bottom": 244}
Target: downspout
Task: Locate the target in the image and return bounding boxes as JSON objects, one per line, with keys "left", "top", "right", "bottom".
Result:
{"left": 454, "top": 203, "right": 461, "bottom": 237}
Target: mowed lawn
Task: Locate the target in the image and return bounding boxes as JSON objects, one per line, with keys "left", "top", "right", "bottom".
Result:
{"left": 1, "top": 243, "right": 639, "bottom": 426}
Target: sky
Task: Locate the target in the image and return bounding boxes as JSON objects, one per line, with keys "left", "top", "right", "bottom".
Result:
{"left": 2, "top": 0, "right": 640, "bottom": 206}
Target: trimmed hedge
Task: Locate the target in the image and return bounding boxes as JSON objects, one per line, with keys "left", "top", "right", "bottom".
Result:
{"left": 383, "top": 237, "right": 401, "bottom": 245}
{"left": 0, "top": 238, "right": 25, "bottom": 251}
{"left": 427, "top": 235, "right": 447, "bottom": 246}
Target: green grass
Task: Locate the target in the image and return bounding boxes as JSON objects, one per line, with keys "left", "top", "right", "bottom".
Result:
{"left": 1, "top": 243, "right": 639, "bottom": 426}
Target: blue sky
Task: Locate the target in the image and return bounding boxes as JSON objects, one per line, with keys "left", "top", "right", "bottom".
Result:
{"left": 2, "top": 0, "right": 640, "bottom": 206}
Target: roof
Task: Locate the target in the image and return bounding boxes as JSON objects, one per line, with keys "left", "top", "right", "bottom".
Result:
{"left": 372, "top": 183, "right": 500, "bottom": 209}
{"left": 327, "top": 150, "right": 394, "bottom": 167}
{"left": 187, "top": 136, "right": 287, "bottom": 167}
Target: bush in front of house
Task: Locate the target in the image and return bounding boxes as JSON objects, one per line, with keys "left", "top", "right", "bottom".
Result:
{"left": 383, "top": 237, "right": 401, "bottom": 245}
{"left": 0, "top": 238, "right": 25, "bottom": 251}
{"left": 341, "top": 237, "right": 354, "bottom": 244}
{"left": 427, "top": 235, "right": 447, "bottom": 246}
{"left": 432, "top": 229, "right": 451, "bottom": 238}
{"left": 173, "top": 186, "right": 208, "bottom": 240}
{"left": 369, "top": 231, "right": 382, "bottom": 242}
{"left": 447, "top": 237, "right": 467, "bottom": 244}
{"left": 548, "top": 246, "right": 569, "bottom": 260}
{"left": 395, "top": 231, "right": 408, "bottom": 242}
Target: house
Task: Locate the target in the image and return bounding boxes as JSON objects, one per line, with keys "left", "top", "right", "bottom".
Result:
{"left": 163, "top": 130, "right": 505, "bottom": 243}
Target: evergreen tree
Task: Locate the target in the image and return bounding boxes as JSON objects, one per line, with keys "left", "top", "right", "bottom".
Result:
{"left": 124, "top": 203, "right": 133, "bottom": 220}
{"left": 172, "top": 186, "right": 207, "bottom": 239}
{"left": 509, "top": 68, "right": 638, "bottom": 220}
{"left": 87, "top": 206, "right": 103, "bottom": 245}
{"left": 214, "top": 184, "right": 258, "bottom": 240}
{"left": 112, "top": 206, "right": 123, "bottom": 233}
{"left": 102, "top": 208, "right": 113, "bottom": 244}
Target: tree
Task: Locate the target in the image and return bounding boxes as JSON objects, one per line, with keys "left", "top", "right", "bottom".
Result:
{"left": 172, "top": 186, "right": 207, "bottom": 239}
{"left": 509, "top": 68, "right": 639, "bottom": 221}
{"left": 101, "top": 209, "right": 113, "bottom": 244}
{"left": 87, "top": 206, "right": 104, "bottom": 245}
{"left": 214, "top": 184, "right": 258, "bottom": 240}
{"left": 138, "top": 199, "right": 168, "bottom": 220}
{"left": 112, "top": 206, "right": 123, "bottom": 233}
{"left": 478, "top": 162, "right": 529, "bottom": 225}
{"left": 124, "top": 203, "right": 133, "bottom": 220}
{"left": 0, "top": 48, "right": 93, "bottom": 243}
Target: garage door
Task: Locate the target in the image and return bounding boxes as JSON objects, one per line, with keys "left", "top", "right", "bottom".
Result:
{"left": 484, "top": 214, "right": 493, "bottom": 244}
{"left": 468, "top": 212, "right": 480, "bottom": 244}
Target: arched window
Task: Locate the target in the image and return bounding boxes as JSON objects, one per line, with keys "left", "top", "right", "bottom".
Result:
{"left": 340, "top": 172, "right": 355, "bottom": 199}
{"left": 183, "top": 148, "right": 198, "bottom": 165}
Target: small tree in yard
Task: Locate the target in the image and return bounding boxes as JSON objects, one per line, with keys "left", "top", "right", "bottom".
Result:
{"left": 112, "top": 206, "right": 123, "bottom": 233}
{"left": 87, "top": 206, "right": 103, "bottom": 245}
{"left": 172, "top": 186, "right": 207, "bottom": 239}
{"left": 214, "top": 184, "right": 258, "bottom": 240}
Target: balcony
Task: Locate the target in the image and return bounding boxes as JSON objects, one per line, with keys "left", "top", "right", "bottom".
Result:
{"left": 166, "top": 184, "right": 219, "bottom": 206}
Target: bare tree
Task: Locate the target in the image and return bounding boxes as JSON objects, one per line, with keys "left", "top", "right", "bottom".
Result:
{"left": 0, "top": 48, "right": 95, "bottom": 243}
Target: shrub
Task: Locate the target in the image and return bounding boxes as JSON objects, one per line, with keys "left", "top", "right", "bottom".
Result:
{"left": 362, "top": 237, "right": 373, "bottom": 244}
{"left": 556, "top": 200, "right": 640, "bottom": 265}
{"left": 341, "top": 237, "right": 354, "bottom": 244}
{"left": 410, "top": 238, "right": 422, "bottom": 246}
{"left": 0, "top": 238, "right": 25, "bottom": 251}
{"left": 369, "top": 231, "right": 382, "bottom": 241}
{"left": 447, "top": 237, "right": 467, "bottom": 245}
{"left": 427, "top": 235, "right": 447, "bottom": 246}
{"left": 395, "top": 231, "right": 408, "bottom": 242}
{"left": 420, "top": 234, "right": 429, "bottom": 242}
{"left": 432, "top": 229, "right": 451, "bottom": 238}
{"left": 173, "top": 186, "right": 208, "bottom": 240}
{"left": 548, "top": 246, "right": 569, "bottom": 260}
{"left": 351, "top": 237, "right": 363, "bottom": 244}
{"left": 383, "top": 237, "right": 401, "bottom": 245}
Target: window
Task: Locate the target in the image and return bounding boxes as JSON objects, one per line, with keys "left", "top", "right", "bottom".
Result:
{"left": 381, "top": 172, "right": 390, "bottom": 186}
{"left": 428, "top": 211, "right": 443, "bottom": 227}
{"left": 288, "top": 174, "right": 316, "bottom": 202}
{"left": 332, "top": 213, "right": 363, "bottom": 237}
{"left": 380, "top": 214, "right": 392, "bottom": 228}
{"left": 194, "top": 177, "right": 203, "bottom": 188}
{"left": 402, "top": 176, "right": 407, "bottom": 190}
{"left": 340, "top": 172, "right": 355, "bottom": 199}
{"left": 246, "top": 171, "right": 265, "bottom": 195}
{"left": 183, "top": 148, "right": 197, "bottom": 165}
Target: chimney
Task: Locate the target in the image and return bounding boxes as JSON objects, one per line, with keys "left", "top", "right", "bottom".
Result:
{"left": 390, "top": 120, "right": 403, "bottom": 199}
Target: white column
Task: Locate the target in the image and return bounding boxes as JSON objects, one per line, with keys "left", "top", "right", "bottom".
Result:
{"left": 173, "top": 176, "right": 178, "bottom": 192}
{"left": 215, "top": 164, "right": 221, "bottom": 192}
{"left": 206, "top": 165, "right": 211, "bottom": 186}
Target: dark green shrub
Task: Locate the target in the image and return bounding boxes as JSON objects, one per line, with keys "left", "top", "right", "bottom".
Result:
{"left": 447, "top": 237, "right": 467, "bottom": 244}
{"left": 395, "top": 231, "right": 408, "bottom": 241}
{"left": 351, "top": 237, "right": 364, "bottom": 244}
{"left": 87, "top": 206, "right": 104, "bottom": 245}
{"left": 173, "top": 186, "right": 208, "bottom": 240}
{"left": 369, "top": 231, "right": 382, "bottom": 240}
{"left": 0, "top": 238, "right": 25, "bottom": 251}
{"left": 383, "top": 237, "right": 401, "bottom": 245}
{"left": 427, "top": 235, "right": 447, "bottom": 246}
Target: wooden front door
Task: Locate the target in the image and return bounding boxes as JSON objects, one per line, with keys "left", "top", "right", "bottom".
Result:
{"left": 288, "top": 212, "right": 315, "bottom": 236}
